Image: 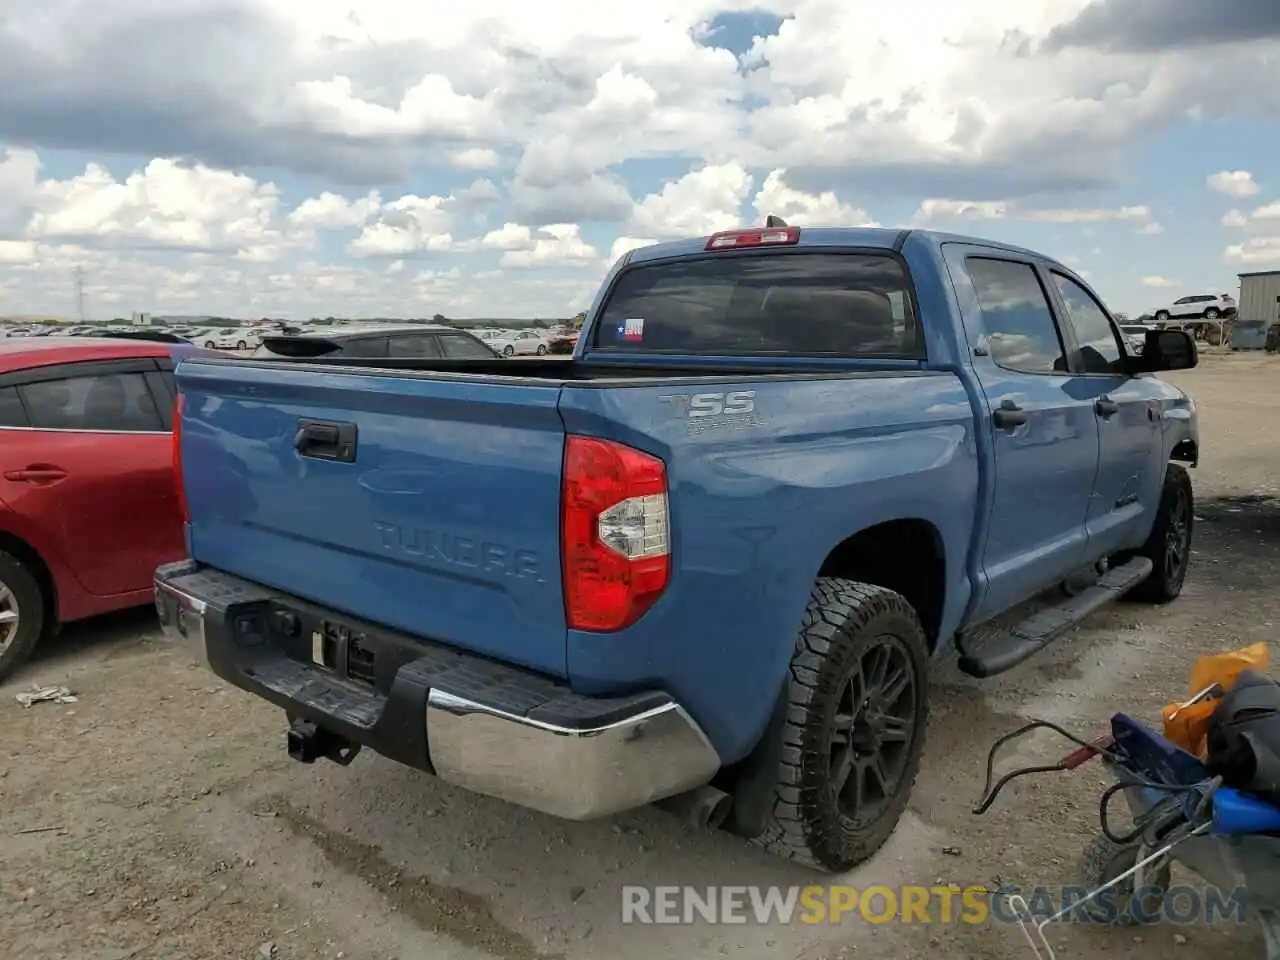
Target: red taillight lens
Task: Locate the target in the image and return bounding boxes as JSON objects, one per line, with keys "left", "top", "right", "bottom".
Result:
{"left": 172, "top": 393, "right": 189, "bottom": 525}
{"left": 561, "top": 436, "right": 670, "bottom": 632}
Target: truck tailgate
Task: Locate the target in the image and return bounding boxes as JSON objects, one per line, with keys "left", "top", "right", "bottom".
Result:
{"left": 176, "top": 360, "right": 569, "bottom": 677}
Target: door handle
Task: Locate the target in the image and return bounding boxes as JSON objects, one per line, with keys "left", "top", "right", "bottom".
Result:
{"left": 294, "top": 419, "right": 358, "bottom": 463}
{"left": 992, "top": 402, "right": 1028, "bottom": 430}
{"left": 1095, "top": 397, "right": 1120, "bottom": 418}
{"left": 4, "top": 465, "right": 69, "bottom": 484}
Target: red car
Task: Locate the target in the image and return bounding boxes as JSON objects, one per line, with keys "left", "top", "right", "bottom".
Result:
{"left": 547, "top": 329, "right": 578, "bottom": 354}
{"left": 0, "top": 337, "right": 208, "bottom": 680}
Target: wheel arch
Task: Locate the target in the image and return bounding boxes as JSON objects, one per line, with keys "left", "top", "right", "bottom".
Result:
{"left": 0, "top": 530, "right": 58, "bottom": 633}
{"left": 720, "top": 519, "right": 945, "bottom": 840}
{"left": 815, "top": 518, "right": 947, "bottom": 651}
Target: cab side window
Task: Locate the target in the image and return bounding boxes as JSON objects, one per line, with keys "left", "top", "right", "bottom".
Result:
{"left": 1052, "top": 273, "right": 1126, "bottom": 375}
{"left": 966, "top": 258, "right": 1068, "bottom": 374}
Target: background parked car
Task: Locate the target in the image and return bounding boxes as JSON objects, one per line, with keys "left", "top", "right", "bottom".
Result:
{"left": 201, "top": 327, "right": 260, "bottom": 350}
{"left": 546, "top": 329, "right": 578, "bottom": 354}
{"left": 478, "top": 329, "right": 549, "bottom": 356}
{"left": 1152, "top": 293, "right": 1236, "bottom": 324}
{"left": 0, "top": 336, "right": 215, "bottom": 681}
{"left": 252, "top": 323, "right": 501, "bottom": 360}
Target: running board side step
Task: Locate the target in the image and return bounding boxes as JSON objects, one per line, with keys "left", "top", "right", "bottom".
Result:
{"left": 956, "top": 557, "right": 1154, "bottom": 679}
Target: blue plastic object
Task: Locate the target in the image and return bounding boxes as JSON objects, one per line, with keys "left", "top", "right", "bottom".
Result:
{"left": 1212, "top": 787, "right": 1280, "bottom": 836}
{"left": 1110, "top": 712, "right": 1211, "bottom": 786}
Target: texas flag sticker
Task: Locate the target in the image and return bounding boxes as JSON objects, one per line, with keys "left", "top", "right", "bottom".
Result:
{"left": 618, "top": 317, "right": 645, "bottom": 342}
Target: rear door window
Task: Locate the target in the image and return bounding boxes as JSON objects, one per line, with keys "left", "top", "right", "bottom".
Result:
{"left": 439, "top": 333, "right": 498, "bottom": 358}
{"left": 339, "top": 337, "right": 389, "bottom": 358}
{"left": 20, "top": 372, "right": 164, "bottom": 431}
{"left": 0, "top": 386, "right": 28, "bottom": 427}
{"left": 591, "top": 252, "right": 922, "bottom": 356}
{"left": 386, "top": 335, "right": 442, "bottom": 358}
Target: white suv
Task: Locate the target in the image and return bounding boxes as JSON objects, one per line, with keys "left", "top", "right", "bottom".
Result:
{"left": 1152, "top": 293, "right": 1236, "bottom": 324}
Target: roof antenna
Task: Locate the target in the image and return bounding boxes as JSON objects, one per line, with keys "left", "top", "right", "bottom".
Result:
{"left": 765, "top": 215, "right": 788, "bottom": 228}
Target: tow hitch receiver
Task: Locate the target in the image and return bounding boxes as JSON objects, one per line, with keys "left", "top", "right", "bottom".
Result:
{"left": 286, "top": 718, "right": 362, "bottom": 766}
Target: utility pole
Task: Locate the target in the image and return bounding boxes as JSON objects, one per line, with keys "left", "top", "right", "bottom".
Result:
{"left": 73, "top": 265, "right": 87, "bottom": 322}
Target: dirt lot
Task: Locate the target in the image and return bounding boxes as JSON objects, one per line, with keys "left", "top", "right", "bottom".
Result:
{"left": 2, "top": 352, "right": 1277, "bottom": 960}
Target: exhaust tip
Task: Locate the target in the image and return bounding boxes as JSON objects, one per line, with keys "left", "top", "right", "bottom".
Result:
{"left": 656, "top": 785, "right": 733, "bottom": 832}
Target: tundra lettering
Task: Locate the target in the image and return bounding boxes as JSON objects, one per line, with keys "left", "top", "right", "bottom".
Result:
{"left": 372, "top": 521, "right": 543, "bottom": 581}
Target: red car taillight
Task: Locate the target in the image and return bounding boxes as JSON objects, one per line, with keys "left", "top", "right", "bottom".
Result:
{"left": 561, "top": 436, "right": 670, "bottom": 632}
{"left": 172, "top": 394, "right": 189, "bottom": 524}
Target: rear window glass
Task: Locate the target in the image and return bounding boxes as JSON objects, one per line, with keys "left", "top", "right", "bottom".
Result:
{"left": 590, "top": 253, "right": 921, "bottom": 356}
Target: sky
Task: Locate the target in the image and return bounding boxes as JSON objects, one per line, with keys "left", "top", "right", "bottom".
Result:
{"left": 0, "top": 0, "right": 1278, "bottom": 321}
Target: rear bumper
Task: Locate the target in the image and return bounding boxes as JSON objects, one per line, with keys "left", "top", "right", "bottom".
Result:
{"left": 153, "top": 561, "right": 720, "bottom": 820}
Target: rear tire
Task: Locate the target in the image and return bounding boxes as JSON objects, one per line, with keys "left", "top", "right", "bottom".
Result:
{"left": 503, "top": 345, "right": 514, "bottom": 357}
{"left": 536, "top": 344, "right": 547, "bottom": 355}
{"left": 0, "top": 549, "right": 47, "bottom": 684}
{"left": 204, "top": 341, "right": 216, "bottom": 348}
{"left": 1123, "top": 464, "right": 1193, "bottom": 604}
{"left": 753, "top": 580, "right": 929, "bottom": 872}
{"left": 236, "top": 340, "right": 247, "bottom": 350}
{"left": 1204, "top": 308, "right": 1220, "bottom": 320}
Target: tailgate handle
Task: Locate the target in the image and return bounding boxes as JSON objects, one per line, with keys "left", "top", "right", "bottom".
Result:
{"left": 294, "top": 419, "right": 357, "bottom": 463}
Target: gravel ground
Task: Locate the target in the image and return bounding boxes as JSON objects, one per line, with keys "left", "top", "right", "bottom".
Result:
{"left": 1, "top": 351, "right": 1277, "bottom": 960}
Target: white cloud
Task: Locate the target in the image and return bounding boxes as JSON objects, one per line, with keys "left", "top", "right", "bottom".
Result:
{"left": 1222, "top": 209, "right": 1249, "bottom": 228}
{"left": 452, "top": 148, "right": 501, "bottom": 171}
{"left": 287, "top": 191, "right": 381, "bottom": 231}
{"left": 0, "top": 240, "right": 36, "bottom": 264}
{"left": 1207, "top": 170, "right": 1260, "bottom": 198}
{"left": 915, "top": 199, "right": 1010, "bottom": 221}
{"left": 498, "top": 224, "right": 599, "bottom": 267}
{"left": 25, "top": 158, "right": 286, "bottom": 259}
{"left": 627, "top": 163, "right": 753, "bottom": 237}
{"left": 1252, "top": 201, "right": 1280, "bottom": 221}
{"left": 914, "top": 199, "right": 1155, "bottom": 229}
{"left": 0, "top": 147, "right": 41, "bottom": 217}
{"left": 1021, "top": 205, "right": 1151, "bottom": 223}
{"left": 1225, "top": 237, "right": 1280, "bottom": 266}
{"left": 1137, "top": 221, "right": 1162, "bottom": 235}
{"left": 347, "top": 194, "right": 456, "bottom": 258}
{"left": 752, "top": 170, "right": 877, "bottom": 226}
{"left": 1141, "top": 275, "right": 1176, "bottom": 288}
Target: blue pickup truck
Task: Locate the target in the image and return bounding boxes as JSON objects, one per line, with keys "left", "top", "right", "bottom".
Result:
{"left": 155, "top": 224, "right": 1199, "bottom": 872}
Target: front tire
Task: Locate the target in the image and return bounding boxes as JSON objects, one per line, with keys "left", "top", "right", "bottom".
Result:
{"left": 0, "top": 549, "right": 46, "bottom": 684}
{"left": 204, "top": 341, "right": 216, "bottom": 348}
{"left": 236, "top": 340, "right": 247, "bottom": 350}
{"left": 503, "top": 345, "right": 514, "bottom": 357}
{"left": 1077, "top": 832, "right": 1171, "bottom": 925}
{"left": 536, "top": 344, "right": 547, "bottom": 355}
{"left": 1154, "top": 311, "right": 1170, "bottom": 324}
{"left": 753, "top": 580, "right": 929, "bottom": 872}
{"left": 1124, "top": 464, "right": 1193, "bottom": 603}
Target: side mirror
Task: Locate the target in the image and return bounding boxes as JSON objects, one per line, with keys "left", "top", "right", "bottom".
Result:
{"left": 1138, "top": 329, "right": 1198, "bottom": 372}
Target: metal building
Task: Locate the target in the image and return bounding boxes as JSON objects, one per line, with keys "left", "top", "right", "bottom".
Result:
{"left": 1232, "top": 270, "right": 1280, "bottom": 350}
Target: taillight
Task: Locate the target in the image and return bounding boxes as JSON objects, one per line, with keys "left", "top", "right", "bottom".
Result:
{"left": 705, "top": 226, "right": 800, "bottom": 250}
{"left": 561, "top": 436, "right": 670, "bottom": 632}
{"left": 172, "top": 393, "right": 189, "bottom": 524}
